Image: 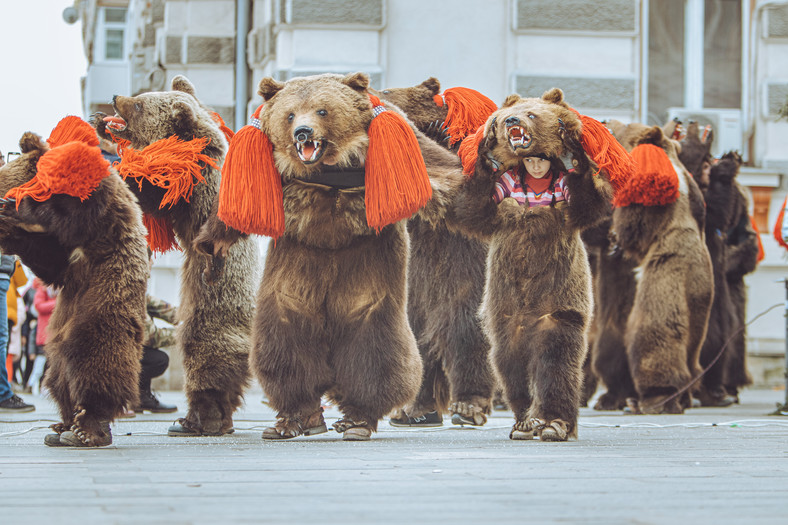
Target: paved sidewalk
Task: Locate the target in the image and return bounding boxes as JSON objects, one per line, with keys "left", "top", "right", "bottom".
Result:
{"left": 1, "top": 388, "right": 787, "bottom": 524}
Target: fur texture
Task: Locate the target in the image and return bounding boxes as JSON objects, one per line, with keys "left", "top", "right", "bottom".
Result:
{"left": 379, "top": 79, "right": 494, "bottom": 421}
{"left": 94, "top": 76, "right": 257, "bottom": 435}
{"left": 0, "top": 133, "right": 148, "bottom": 445}
{"left": 449, "top": 89, "right": 612, "bottom": 439}
{"left": 611, "top": 124, "right": 713, "bottom": 413}
{"left": 197, "top": 73, "right": 467, "bottom": 435}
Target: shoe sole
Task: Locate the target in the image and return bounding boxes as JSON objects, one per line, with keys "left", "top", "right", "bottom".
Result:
{"left": 0, "top": 407, "right": 35, "bottom": 413}
{"left": 168, "top": 427, "right": 235, "bottom": 437}
{"left": 451, "top": 413, "right": 484, "bottom": 427}
{"left": 136, "top": 408, "right": 178, "bottom": 414}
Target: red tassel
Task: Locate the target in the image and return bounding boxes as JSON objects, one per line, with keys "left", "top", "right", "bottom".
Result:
{"left": 457, "top": 124, "right": 486, "bottom": 176}
{"left": 6, "top": 142, "right": 109, "bottom": 204}
{"left": 569, "top": 109, "right": 633, "bottom": 193}
{"left": 613, "top": 144, "right": 679, "bottom": 208}
{"left": 750, "top": 215, "right": 765, "bottom": 262}
{"left": 210, "top": 112, "right": 235, "bottom": 143}
{"left": 143, "top": 213, "right": 180, "bottom": 253}
{"left": 773, "top": 196, "right": 788, "bottom": 251}
{"left": 441, "top": 87, "right": 497, "bottom": 147}
{"left": 217, "top": 105, "right": 285, "bottom": 238}
{"left": 365, "top": 95, "right": 432, "bottom": 230}
{"left": 47, "top": 116, "right": 99, "bottom": 148}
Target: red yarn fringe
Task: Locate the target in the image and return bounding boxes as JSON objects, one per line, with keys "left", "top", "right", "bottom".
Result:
{"left": 365, "top": 95, "right": 432, "bottom": 230}
{"left": 457, "top": 124, "right": 486, "bottom": 176}
{"left": 47, "top": 116, "right": 99, "bottom": 149}
{"left": 613, "top": 144, "right": 679, "bottom": 208}
{"left": 442, "top": 87, "right": 497, "bottom": 147}
{"left": 6, "top": 142, "right": 109, "bottom": 205}
{"left": 773, "top": 196, "right": 788, "bottom": 251}
{"left": 210, "top": 112, "right": 235, "bottom": 143}
{"left": 115, "top": 136, "right": 214, "bottom": 209}
{"left": 568, "top": 109, "right": 633, "bottom": 193}
{"left": 143, "top": 213, "right": 180, "bottom": 253}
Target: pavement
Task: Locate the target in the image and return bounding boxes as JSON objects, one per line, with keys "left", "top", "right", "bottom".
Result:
{"left": 1, "top": 387, "right": 787, "bottom": 525}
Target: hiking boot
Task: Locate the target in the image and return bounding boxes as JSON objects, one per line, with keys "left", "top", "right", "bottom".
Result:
{"left": 167, "top": 417, "right": 235, "bottom": 437}
{"left": 389, "top": 410, "right": 442, "bottom": 427}
{"left": 0, "top": 394, "right": 35, "bottom": 413}
{"left": 44, "top": 433, "right": 67, "bottom": 447}
{"left": 60, "top": 421, "right": 113, "bottom": 447}
{"left": 137, "top": 390, "right": 177, "bottom": 413}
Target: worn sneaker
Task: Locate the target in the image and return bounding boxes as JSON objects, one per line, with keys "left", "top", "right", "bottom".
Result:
{"left": 0, "top": 394, "right": 35, "bottom": 413}
{"left": 389, "top": 410, "right": 442, "bottom": 427}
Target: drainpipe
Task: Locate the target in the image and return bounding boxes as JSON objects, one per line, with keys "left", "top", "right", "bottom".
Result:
{"left": 235, "top": 0, "right": 251, "bottom": 130}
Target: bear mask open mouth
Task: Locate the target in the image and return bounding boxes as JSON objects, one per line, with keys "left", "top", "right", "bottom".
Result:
{"left": 507, "top": 125, "right": 532, "bottom": 151}
{"left": 104, "top": 115, "right": 128, "bottom": 133}
{"left": 295, "top": 139, "right": 326, "bottom": 164}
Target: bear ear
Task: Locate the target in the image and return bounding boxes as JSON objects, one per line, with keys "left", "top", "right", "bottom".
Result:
{"left": 501, "top": 94, "right": 521, "bottom": 108}
{"left": 638, "top": 125, "right": 667, "bottom": 147}
{"left": 341, "top": 72, "right": 370, "bottom": 93}
{"left": 171, "top": 75, "right": 196, "bottom": 96}
{"left": 19, "top": 132, "right": 47, "bottom": 154}
{"left": 541, "top": 88, "right": 565, "bottom": 105}
{"left": 258, "top": 77, "right": 285, "bottom": 101}
{"left": 420, "top": 77, "right": 441, "bottom": 95}
{"left": 172, "top": 101, "right": 197, "bottom": 137}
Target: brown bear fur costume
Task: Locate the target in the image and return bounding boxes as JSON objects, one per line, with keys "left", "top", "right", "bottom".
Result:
{"left": 93, "top": 76, "right": 258, "bottom": 436}
{"left": 724, "top": 181, "right": 759, "bottom": 399}
{"left": 451, "top": 89, "right": 614, "bottom": 440}
{"left": 196, "top": 73, "right": 466, "bottom": 440}
{"left": 581, "top": 218, "right": 638, "bottom": 410}
{"left": 611, "top": 124, "right": 713, "bottom": 414}
{"left": 0, "top": 127, "right": 148, "bottom": 447}
{"left": 378, "top": 77, "right": 495, "bottom": 426}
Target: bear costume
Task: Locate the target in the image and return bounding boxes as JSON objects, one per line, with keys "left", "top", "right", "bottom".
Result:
{"left": 0, "top": 118, "right": 148, "bottom": 447}
{"left": 93, "top": 76, "right": 258, "bottom": 437}
{"left": 451, "top": 89, "right": 619, "bottom": 440}
{"left": 378, "top": 78, "right": 497, "bottom": 426}
{"left": 611, "top": 124, "right": 713, "bottom": 414}
{"left": 196, "top": 72, "right": 465, "bottom": 441}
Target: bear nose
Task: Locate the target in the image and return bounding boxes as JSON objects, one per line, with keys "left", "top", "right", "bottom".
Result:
{"left": 294, "top": 126, "right": 313, "bottom": 143}
{"left": 505, "top": 116, "right": 521, "bottom": 127}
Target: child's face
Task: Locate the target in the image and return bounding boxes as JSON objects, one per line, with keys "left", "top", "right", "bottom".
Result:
{"left": 523, "top": 157, "right": 551, "bottom": 178}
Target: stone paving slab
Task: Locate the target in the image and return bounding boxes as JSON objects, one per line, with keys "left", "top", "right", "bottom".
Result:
{"left": 1, "top": 388, "right": 787, "bottom": 524}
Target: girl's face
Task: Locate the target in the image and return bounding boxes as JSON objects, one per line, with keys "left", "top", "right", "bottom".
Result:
{"left": 523, "top": 157, "right": 551, "bottom": 179}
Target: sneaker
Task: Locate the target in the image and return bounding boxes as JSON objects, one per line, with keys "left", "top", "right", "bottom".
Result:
{"left": 389, "top": 410, "right": 442, "bottom": 427}
{"left": 0, "top": 394, "right": 35, "bottom": 413}
{"left": 137, "top": 390, "right": 177, "bottom": 413}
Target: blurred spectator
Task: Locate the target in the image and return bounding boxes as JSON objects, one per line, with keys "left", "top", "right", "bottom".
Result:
{"left": 28, "top": 279, "right": 58, "bottom": 396}
{"left": 6, "top": 260, "right": 28, "bottom": 387}
{"left": 0, "top": 254, "right": 33, "bottom": 412}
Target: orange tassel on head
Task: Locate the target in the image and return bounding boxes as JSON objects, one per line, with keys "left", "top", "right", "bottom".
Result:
{"left": 435, "top": 87, "right": 497, "bottom": 147}
{"left": 613, "top": 144, "right": 679, "bottom": 208}
{"left": 143, "top": 213, "right": 180, "bottom": 253}
{"left": 457, "top": 124, "right": 486, "bottom": 176}
{"left": 365, "top": 94, "right": 432, "bottom": 230}
{"left": 772, "top": 196, "right": 788, "bottom": 251}
{"left": 47, "top": 116, "right": 99, "bottom": 149}
{"left": 569, "top": 108, "right": 633, "bottom": 193}
{"left": 6, "top": 141, "right": 109, "bottom": 205}
{"left": 217, "top": 104, "right": 285, "bottom": 238}
{"left": 114, "top": 136, "right": 215, "bottom": 209}
{"left": 210, "top": 112, "right": 235, "bottom": 143}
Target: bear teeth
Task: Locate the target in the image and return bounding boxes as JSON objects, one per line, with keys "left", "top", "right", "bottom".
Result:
{"left": 296, "top": 140, "right": 323, "bottom": 163}
{"left": 507, "top": 127, "right": 531, "bottom": 150}
{"left": 103, "top": 115, "right": 127, "bottom": 132}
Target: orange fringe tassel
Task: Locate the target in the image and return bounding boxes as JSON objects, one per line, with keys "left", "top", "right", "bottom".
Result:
{"left": 569, "top": 109, "right": 633, "bottom": 193}
{"left": 751, "top": 215, "right": 765, "bottom": 263}
{"left": 613, "top": 144, "right": 679, "bottom": 208}
{"left": 47, "top": 116, "right": 99, "bottom": 149}
{"left": 457, "top": 124, "right": 486, "bottom": 176}
{"left": 217, "top": 105, "right": 285, "bottom": 238}
{"left": 772, "top": 196, "right": 788, "bottom": 251}
{"left": 143, "top": 213, "right": 179, "bottom": 253}
{"left": 210, "top": 112, "right": 235, "bottom": 143}
{"left": 115, "top": 136, "right": 215, "bottom": 209}
{"left": 365, "top": 94, "right": 432, "bottom": 230}
{"left": 6, "top": 142, "right": 109, "bottom": 204}
{"left": 440, "top": 87, "right": 497, "bottom": 147}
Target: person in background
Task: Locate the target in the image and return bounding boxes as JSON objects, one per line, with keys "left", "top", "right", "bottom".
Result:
{"left": 28, "top": 279, "right": 57, "bottom": 396}
{"left": 6, "top": 260, "right": 28, "bottom": 388}
{"left": 0, "top": 254, "right": 34, "bottom": 412}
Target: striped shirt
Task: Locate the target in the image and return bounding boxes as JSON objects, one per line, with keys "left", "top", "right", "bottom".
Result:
{"left": 493, "top": 168, "right": 569, "bottom": 207}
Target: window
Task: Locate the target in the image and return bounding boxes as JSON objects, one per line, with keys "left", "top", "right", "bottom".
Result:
{"left": 99, "top": 7, "right": 127, "bottom": 61}
{"left": 647, "top": 0, "right": 742, "bottom": 124}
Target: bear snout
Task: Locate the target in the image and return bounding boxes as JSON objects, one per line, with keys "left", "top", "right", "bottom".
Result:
{"left": 294, "top": 126, "right": 314, "bottom": 144}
